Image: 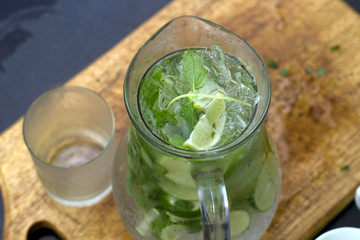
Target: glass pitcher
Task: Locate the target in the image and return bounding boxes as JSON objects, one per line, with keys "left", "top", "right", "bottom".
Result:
{"left": 113, "top": 16, "right": 281, "bottom": 240}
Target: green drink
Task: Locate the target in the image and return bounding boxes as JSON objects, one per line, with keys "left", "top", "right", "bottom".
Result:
{"left": 113, "top": 16, "right": 281, "bottom": 240}
{"left": 139, "top": 45, "right": 260, "bottom": 150}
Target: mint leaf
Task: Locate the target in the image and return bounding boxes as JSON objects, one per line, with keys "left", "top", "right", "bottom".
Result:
{"left": 183, "top": 50, "right": 208, "bottom": 91}
{"left": 244, "top": 75, "right": 254, "bottom": 90}
{"left": 180, "top": 101, "right": 196, "bottom": 132}
{"left": 280, "top": 69, "right": 290, "bottom": 77}
{"left": 174, "top": 198, "right": 194, "bottom": 208}
{"left": 340, "top": 165, "right": 349, "bottom": 171}
{"left": 317, "top": 68, "right": 326, "bottom": 77}
{"left": 305, "top": 67, "right": 313, "bottom": 74}
{"left": 330, "top": 45, "right": 340, "bottom": 52}
{"left": 152, "top": 109, "right": 177, "bottom": 128}
{"left": 168, "top": 134, "right": 186, "bottom": 148}
{"left": 267, "top": 60, "right": 279, "bottom": 69}
{"left": 151, "top": 214, "right": 171, "bottom": 240}
{"left": 141, "top": 70, "right": 163, "bottom": 107}
{"left": 185, "top": 221, "right": 202, "bottom": 233}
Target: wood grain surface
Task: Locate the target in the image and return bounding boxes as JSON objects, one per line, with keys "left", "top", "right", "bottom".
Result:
{"left": 1, "top": 0, "right": 360, "bottom": 239}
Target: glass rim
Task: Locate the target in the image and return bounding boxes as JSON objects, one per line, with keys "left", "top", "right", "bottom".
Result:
{"left": 22, "top": 85, "right": 116, "bottom": 169}
{"left": 124, "top": 15, "right": 271, "bottom": 159}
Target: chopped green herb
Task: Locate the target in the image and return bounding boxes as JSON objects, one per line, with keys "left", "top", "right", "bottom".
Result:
{"left": 317, "top": 68, "right": 326, "bottom": 77}
{"left": 330, "top": 45, "right": 340, "bottom": 52}
{"left": 211, "top": 131, "right": 215, "bottom": 138}
{"left": 340, "top": 165, "right": 349, "bottom": 171}
{"left": 280, "top": 69, "right": 290, "bottom": 77}
{"left": 267, "top": 60, "right": 279, "bottom": 69}
{"left": 305, "top": 67, "right": 313, "bottom": 74}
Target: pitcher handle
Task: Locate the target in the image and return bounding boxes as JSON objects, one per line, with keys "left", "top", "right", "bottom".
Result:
{"left": 195, "top": 168, "right": 230, "bottom": 240}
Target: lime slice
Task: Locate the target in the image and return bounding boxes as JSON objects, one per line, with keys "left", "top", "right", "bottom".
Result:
{"left": 183, "top": 92, "right": 226, "bottom": 150}
{"left": 230, "top": 210, "right": 251, "bottom": 237}
{"left": 253, "top": 152, "right": 280, "bottom": 211}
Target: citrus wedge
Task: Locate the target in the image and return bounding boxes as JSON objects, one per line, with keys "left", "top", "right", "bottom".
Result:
{"left": 183, "top": 92, "right": 226, "bottom": 150}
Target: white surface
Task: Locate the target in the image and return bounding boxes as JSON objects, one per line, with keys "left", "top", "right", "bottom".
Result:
{"left": 315, "top": 227, "right": 360, "bottom": 240}
{"left": 355, "top": 186, "right": 360, "bottom": 210}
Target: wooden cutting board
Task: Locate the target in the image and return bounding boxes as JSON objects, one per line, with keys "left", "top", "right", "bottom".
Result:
{"left": 1, "top": 0, "right": 360, "bottom": 239}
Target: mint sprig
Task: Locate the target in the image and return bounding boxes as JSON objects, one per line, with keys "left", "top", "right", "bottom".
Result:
{"left": 167, "top": 50, "right": 251, "bottom": 109}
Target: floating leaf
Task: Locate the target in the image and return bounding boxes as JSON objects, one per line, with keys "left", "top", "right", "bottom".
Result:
{"left": 267, "top": 60, "right": 279, "bottom": 69}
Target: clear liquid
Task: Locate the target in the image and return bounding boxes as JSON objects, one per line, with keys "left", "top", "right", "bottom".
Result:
{"left": 37, "top": 128, "right": 108, "bottom": 168}
{"left": 46, "top": 135, "right": 104, "bottom": 167}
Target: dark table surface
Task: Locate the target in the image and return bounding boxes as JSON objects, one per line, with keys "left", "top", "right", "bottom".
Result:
{"left": 0, "top": 0, "right": 359, "bottom": 239}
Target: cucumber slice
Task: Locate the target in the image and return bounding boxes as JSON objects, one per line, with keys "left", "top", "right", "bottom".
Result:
{"left": 157, "top": 156, "right": 198, "bottom": 201}
{"left": 253, "top": 152, "right": 280, "bottom": 211}
{"left": 230, "top": 210, "right": 251, "bottom": 237}
{"left": 225, "top": 152, "right": 265, "bottom": 204}
{"left": 265, "top": 128, "right": 277, "bottom": 153}
{"left": 158, "top": 180, "right": 198, "bottom": 201}
{"left": 136, "top": 209, "right": 160, "bottom": 237}
{"left": 160, "top": 224, "right": 186, "bottom": 240}
{"left": 254, "top": 180, "right": 276, "bottom": 212}
{"left": 158, "top": 156, "right": 196, "bottom": 188}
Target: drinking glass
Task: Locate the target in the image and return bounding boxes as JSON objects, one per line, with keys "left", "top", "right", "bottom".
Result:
{"left": 23, "top": 86, "right": 116, "bottom": 207}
